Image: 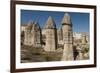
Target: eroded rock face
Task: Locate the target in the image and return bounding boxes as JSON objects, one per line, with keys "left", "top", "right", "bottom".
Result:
{"left": 23, "top": 21, "right": 42, "bottom": 47}
{"left": 61, "top": 13, "right": 74, "bottom": 61}
{"left": 44, "top": 16, "right": 57, "bottom": 51}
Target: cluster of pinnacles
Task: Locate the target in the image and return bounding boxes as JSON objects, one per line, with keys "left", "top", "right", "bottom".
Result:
{"left": 21, "top": 13, "right": 74, "bottom": 60}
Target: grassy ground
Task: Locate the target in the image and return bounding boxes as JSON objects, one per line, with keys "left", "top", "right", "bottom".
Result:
{"left": 21, "top": 45, "right": 62, "bottom": 63}
{"left": 21, "top": 44, "right": 89, "bottom": 63}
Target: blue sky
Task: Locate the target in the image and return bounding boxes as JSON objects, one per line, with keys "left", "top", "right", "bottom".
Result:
{"left": 21, "top": 10, "right": 89, "bottom": 33}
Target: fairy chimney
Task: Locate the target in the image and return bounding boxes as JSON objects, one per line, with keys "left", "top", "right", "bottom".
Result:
{"left": 61, "top": 13, "right": 74, "bottom": 61}
{"left": 44, "top": 16, "right": 57, "bottom": 51}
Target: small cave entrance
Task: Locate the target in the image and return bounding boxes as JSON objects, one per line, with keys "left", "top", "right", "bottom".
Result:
{"left": 42, "top": 34, "right": 46, "bottom": 46}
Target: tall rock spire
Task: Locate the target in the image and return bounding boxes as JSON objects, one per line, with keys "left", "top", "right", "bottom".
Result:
{"left": 44, "top": 16, "right": 57, "bottom": 51}
{"left": 61, "top": 13, "right": 74, "bottom": 61}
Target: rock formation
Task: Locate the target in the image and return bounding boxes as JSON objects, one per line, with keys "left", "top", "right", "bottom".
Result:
{"left": 81, "top": 33, "right": 87, "bottom": 45}
{"left": 24, "top": 21, "right": 42, "bottom": 47}
{"left": 44, "top": 16, "right": 57, "bottom": 51}
{"left": 61, "top": 13, "right": 74, "bottom": 61}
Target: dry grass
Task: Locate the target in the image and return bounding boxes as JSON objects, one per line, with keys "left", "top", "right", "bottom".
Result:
{"left": 21, "top": 45, "right": 62, "bottom": 63}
